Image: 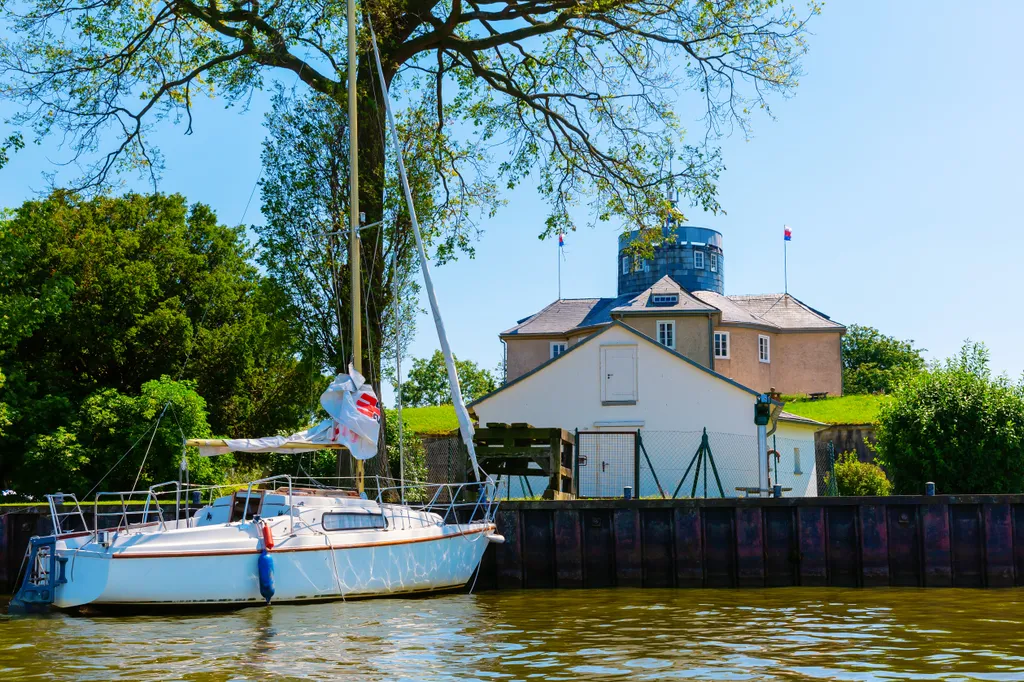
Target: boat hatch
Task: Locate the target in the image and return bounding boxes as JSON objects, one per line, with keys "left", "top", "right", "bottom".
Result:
{"left": 230, "top": 490, "right": 265, "bottom": 522}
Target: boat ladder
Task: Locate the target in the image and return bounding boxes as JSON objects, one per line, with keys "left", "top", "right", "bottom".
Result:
{"left": 8, "top": 536, "right": 68, "bottom": 614}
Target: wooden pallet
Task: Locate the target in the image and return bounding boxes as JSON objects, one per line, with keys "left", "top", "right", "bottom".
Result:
{"left": 474, "top": 423, "right": 575, "bottom": 500}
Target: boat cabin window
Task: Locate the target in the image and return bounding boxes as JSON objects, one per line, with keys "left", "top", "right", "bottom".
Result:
{"left": 323, "top": 512, "right": 387, "bottom": 531}
{"left": 230, "top": 490, "right": 265, "bottom": 522}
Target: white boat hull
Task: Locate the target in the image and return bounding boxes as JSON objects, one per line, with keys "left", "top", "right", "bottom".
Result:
{"left": 53, "top": 521, "right": 495, "bottom": 608}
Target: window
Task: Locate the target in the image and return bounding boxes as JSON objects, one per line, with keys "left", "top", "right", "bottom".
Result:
{"left": 600, "top": 345, "right": 638, "bottom": 404}
{"left": 694, "top": 250, "right": 705, "bottom": 270}
{"left": 550, "top": 342, "right": 567, "bottom": 359}
{"left": 713, "top": 331, "right": 730, "bottom": 359}
{"left": 622, "top": 256, "right": 630, "bottom": 275}
{"left": 323, "top": 512, "right": 387, "bottom": 531}
{"left": 651, "top": 294, "right": 678, "bottom": 305}
{"left": 643, "top": 259, "right": 650, "bottom": 273}
{"left": 794, "top": 447, "right": 802, "bottom": 475}
{"left": 710, "top": 253, "right": 718, "bottom": 272}
{"left": 657, "top": 320, "right": 675, "bottom": 349}
{"left": 633, "top": 255, "right": 643, "bottom": 273}
{"left": 758, "top": 334, "right": 771, "bottom": 363}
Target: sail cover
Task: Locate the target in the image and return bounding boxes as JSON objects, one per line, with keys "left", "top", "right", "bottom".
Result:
{"left": 194, "top": 366, "right": 381, "bottom": 460}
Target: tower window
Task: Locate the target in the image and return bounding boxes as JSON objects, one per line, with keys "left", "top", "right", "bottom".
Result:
{"left": 758, "top": 335, "right": 771, "bottom": 363}
{"left": 694, "top": 250, "right": 705, "bottom": 270}
{"left": 710, "top": 253, "right": 718, "bottom": 272}
{"left": 657, "top": 320, "right": 675, "bottom": 349}
{"left": 622, "top": 256, "right": 630, "bottom": 275}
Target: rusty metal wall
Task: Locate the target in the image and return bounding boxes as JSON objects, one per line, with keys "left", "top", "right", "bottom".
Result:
{"left": 479, "top": 496, "right": 1024, "bottom": 590}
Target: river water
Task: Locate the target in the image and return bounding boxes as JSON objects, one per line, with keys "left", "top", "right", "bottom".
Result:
{"left": 2, "top": 588, "right": 1024, "bottom": 680}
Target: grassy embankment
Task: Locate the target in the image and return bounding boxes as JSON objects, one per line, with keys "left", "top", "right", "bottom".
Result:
{"left": 780, "top": 394, "right": 885, "bottom": 425}
{"left": 399, "top": 394, "right": 887, "bottom": 436}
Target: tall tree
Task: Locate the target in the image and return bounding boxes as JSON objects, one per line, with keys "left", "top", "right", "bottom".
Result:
{"left": 399, "top": 350, "right": 498, "bottom": 406}
{"left": 0, "top": 192, "right": 317, "bottom": 490}
{"left": 842, "top": 323, "right": 925, "bottom": 394}
{"left": 0, "top": 0, "right": 818, "bottom": 381}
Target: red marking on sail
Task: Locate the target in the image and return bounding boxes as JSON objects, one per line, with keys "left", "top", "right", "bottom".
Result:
{"left": 356, "top": 393, "right": 381, "bottom": 420}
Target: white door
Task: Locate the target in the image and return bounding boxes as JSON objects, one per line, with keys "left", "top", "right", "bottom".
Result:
{"left": 601, "top": 346, "right": 637, "bottom": 403}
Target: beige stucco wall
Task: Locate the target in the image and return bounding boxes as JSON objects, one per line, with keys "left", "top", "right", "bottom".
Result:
{"left": 618, "top": 314, "right": 712, "bottom": 367}
{"left": 712, "top": 327, "right": 843, "bottom": 396}
{"left": 504, "top": 337, "right": 565, "bottom": 381}
{"left": 773, "top": 331, "right": 843, "bottom": 396}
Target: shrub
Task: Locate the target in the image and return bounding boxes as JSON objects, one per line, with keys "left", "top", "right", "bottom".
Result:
{"left": 875, "top": 342, "right": 1024, "bottom": 494}
{"left": 827, "top": 452, "right": 892, "bottom": 496}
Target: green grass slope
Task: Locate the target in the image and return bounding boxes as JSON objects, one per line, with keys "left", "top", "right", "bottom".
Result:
{"left": 400, "top": 405, "right": 459, "bottom": 435}
{"left": 781, "top": 394, "right": 885, "bottom": 425}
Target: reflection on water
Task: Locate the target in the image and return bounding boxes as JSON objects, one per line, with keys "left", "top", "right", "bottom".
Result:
{"left": 3, "top": 589, "right": 1024, "bottom": 680}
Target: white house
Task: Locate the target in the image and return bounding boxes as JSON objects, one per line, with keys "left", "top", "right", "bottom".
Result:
{"left": 471, "top": 321, "right": 823, "bottom": 498}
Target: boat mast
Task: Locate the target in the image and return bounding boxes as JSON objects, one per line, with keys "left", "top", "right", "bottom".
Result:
{"left": 348, "top": 0, "right": 364, "bottom": 494}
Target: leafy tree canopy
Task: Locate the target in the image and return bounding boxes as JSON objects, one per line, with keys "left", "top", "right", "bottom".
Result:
{"left": 875, "top": 342, "right": 1024, "bottom": 495}
{"left": 398, "top": 350, "right": 497, "bottom": 407}
{"left": 842, "top": 323, "right": 925, "bottom": 394}
{"left": 0, "top": 192, "right": 318, "bottom": 495}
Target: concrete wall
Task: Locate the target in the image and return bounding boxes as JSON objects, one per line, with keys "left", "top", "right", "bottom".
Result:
{"left": 816, "top": 424, "right": 877, "bottom": 463}
{"left": 712, "top": 327, "right": 843, "bottom": 396}
{"left": 618, "top": 314, "right": 712, "bottom": 368}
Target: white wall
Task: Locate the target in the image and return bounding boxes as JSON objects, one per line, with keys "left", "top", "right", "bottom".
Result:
{"left": 769, "top": 421, "right": 821, "bottom": 497}
{"left": 476, "top": 324, "right": 816, "bottom": 498}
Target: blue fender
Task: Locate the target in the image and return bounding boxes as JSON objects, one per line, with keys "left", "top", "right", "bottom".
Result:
{"left": 257, "top": 549, "right": 275, "bottom": 604}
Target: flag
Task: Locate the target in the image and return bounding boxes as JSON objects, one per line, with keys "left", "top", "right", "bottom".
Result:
{"left": 558, "top": 234, "right": 564, "bottom": 247}
{"left": 784, "top": 226, "right": 792, "bottom": 242}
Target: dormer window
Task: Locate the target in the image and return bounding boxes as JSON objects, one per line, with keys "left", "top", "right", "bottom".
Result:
{"left": 651, "top": 294, "right": 678, "bottom": 306}
{"left": 694, "top": 250, "right": 705, "bottom": 270}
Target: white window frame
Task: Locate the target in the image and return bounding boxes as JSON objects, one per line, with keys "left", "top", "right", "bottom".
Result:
{"left": 622, "top": 256, "right": 630, "bottom": 275}
{"left": 656, "top": 320, "right": 676, "bottom": 350}
{"left": 710, "top": 252, "right": 718, "bottom": 272}
{"left": 651, "top": 294, "right": 678, "bottom": 305}
{"left": 758, "top": 334, "right": 771, "bottom": 363}
{"left": 643, "top": 259, "right": 650, "bottom": 273}
{"left": 694, "top": 250, "right": 705, "bottom": 270}
{"left": 793, "top": 447, "right": 802, "bottom": 475}
{"left": 713, "top": 331, "right": 730, "bottom": 359}
{"left": 550, "top": 341, "right": 567, "bottom": 359}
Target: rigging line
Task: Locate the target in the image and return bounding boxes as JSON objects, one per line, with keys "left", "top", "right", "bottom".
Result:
{"left": 81, "top": 418, "right": 161, "bottom": 501}
{"left": 130, "top": 402, "right": 170, "bottom": 493}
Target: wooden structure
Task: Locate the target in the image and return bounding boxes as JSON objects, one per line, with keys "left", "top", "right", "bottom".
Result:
{"left": 474, "top": 424, "right": 574, "bottom": 500}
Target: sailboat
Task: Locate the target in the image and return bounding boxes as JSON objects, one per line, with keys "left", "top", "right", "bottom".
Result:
{"left": 8, "top": 7, "right": 500, "bottom": 613}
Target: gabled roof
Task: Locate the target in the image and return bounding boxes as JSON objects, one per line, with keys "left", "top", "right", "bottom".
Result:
{"left": 477, "top": 320, "right": 782, "bottom": 408}
{"left": 777, "top": 411, "right": 827, "bottom": 426}
{"left": 692, "top": 291, "right": 844, "bottom": 331}
{"left": 610, "top": 275, "right": 718, "bottom": 315}
{"left": 501, "top": 276, "right": 716, "bottom": 337}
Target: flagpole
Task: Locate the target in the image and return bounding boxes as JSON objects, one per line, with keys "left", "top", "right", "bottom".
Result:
{"left": 558, "top": 241, "right": 562, "bottom": 300}
{"left": 784, "top": 237, "right": 788, "bottom": 295}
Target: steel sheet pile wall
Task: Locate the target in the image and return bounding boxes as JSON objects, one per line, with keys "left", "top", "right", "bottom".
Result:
{"left": 477, "top": 497, "right": 1024, "bottom": 590}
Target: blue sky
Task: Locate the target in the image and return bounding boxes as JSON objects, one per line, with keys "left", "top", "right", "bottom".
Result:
{"left": 2, "top": 3, "right": 1022, "bottom": 405}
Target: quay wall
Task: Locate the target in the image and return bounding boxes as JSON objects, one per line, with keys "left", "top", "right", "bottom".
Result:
{"left": 476, "top": 496, "right": 1024, "bottom": 590}
{"left": 4, "top": 496, "right": 1024, "bottom": 592}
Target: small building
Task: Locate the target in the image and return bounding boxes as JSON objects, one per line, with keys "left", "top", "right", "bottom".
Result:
{"left": 501, "top": 225, "right": 845, "bottom": 397}
{"left": 473, "top": 321, "right": 824, "bottom": 498}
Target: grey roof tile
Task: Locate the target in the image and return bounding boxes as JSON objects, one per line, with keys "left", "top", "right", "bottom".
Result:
{"left": 726, "top": 294, "right": 844, "bottom": 330}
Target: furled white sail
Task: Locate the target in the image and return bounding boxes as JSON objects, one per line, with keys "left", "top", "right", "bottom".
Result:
{"left": 193, "top": 365, "right": 381, "bottom": 460}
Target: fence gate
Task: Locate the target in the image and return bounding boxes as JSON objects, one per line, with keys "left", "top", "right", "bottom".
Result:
{"left": 576, "top": 431, "right": 637, "bottom": 498}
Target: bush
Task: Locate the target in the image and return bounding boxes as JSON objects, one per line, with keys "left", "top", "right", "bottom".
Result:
{"left": 875, "top": 342, "right": 1024, "bottom": 494}
{"left": 827, "top": 452, "right": 892, "bottom": 496}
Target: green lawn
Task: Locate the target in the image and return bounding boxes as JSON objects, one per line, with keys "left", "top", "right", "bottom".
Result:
{"left": 399, "top": 405, "right": 459, "bottom": 435}
{"left": 781, "top": 394, "right": 886, "bottom": 425}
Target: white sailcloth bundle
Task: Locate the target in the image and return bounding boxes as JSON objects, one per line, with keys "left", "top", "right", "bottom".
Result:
{"left": 196, "top": 365, "right": 381, "bottom": 460}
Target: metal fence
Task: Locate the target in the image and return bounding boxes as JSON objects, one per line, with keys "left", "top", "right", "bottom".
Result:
{"left": 417, "top": 430, "right": 830, "bottom": 499}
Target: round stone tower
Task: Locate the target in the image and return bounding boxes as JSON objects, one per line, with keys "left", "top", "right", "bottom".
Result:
{"left": 617, "top": 225, "right": 724, "bottom": 296}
